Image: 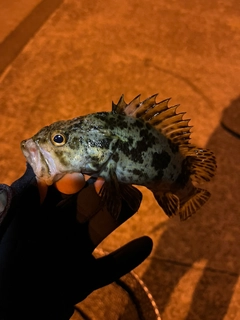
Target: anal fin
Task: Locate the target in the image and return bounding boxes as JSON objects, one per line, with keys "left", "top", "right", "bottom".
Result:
{"left": 179, "top": 188, "right": 210, "bottom": 221}
{"left": 153, "top": 191, "right": 180, "bottom": 217}
{"left": 119, "top": 184, "right": 142, "bottom": 213}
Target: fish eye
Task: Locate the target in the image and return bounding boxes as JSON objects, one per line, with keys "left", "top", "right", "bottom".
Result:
{"left": 51, "top": 133, "right": 66, "bottom": 146}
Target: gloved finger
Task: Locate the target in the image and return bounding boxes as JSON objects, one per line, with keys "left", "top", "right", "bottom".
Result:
{"left": 55, "top": 174, "right": 143, "bottom": 248}
{"left": 75, "top": 179, "right": 142, "bottom": 248}
{"left": 0, "top": 163, "right": 36, "bottom": 237}
{"left": 10, "top": 162, "right": 61, "bottom": 212}
{"left": 51, "top": 174, "right": 102, "bottom": 222}
{"left": 76, "top": 176, "right": 143, "bottom": 221}
{"left": 54, "top": 172, "right": 86, "bottom": 194}
{"left": 86, "top": 196, "right": 143, "bottom": 248}
{"left": 0, "top": 163, "right": 62, "bottom": 241}
{"left": 11, "top": 163, "right": 36, "bottom": 195}
{"left": 91, "top": 236, "right": 153, "bottom": 289}
{"left": 0, "top": 184, "right": 12, "bottom": 225}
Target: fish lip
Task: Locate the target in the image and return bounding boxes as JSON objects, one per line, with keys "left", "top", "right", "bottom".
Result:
{"left": 21, "top": 139, "right": 56, "bottom": 185}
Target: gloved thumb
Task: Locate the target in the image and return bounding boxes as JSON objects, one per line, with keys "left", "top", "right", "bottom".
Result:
{"left": 93, "top": 236, "right": 153, "bottom": 289}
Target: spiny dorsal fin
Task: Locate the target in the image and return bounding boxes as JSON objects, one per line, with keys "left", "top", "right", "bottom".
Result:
{"left": 132, "top": 94, "right": 159, "bottom": 118}
{"left": 124, "top": 94, "right": 141, "bottom": 115}
{"left": 113, "top": 94, "right": 193, "bottom": 146}
{"left": 112, "top": 95, "right": 127, "bottom": 114}
{"left": 141, "top": 97, "right": 170, "bottom": 121}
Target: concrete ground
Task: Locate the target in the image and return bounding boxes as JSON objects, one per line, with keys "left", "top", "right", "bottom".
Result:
{"left": 0, "top": 0, "right": 240, "bottom": 319}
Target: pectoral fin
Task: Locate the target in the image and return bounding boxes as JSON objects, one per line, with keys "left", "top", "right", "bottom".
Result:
{"left": 99, "top": 167, "right": 142, "bottom": 219}
{"left": 99, "top": 175, "right": 122, "bottom": 219}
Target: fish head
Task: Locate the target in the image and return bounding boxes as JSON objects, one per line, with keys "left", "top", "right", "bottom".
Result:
{"left": 21, "top": 114, "right": 115, "bottom": 185}
{"left": 21, "top": 119, "right": 86, "bottom": 185}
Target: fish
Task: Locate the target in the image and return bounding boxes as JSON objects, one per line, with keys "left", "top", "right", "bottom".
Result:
{"left": 21, "top": 94, "right": 216, "bottom": 220}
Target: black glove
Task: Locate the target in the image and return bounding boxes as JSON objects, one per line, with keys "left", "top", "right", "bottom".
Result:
{"left": 0, "top": 164, "right": 152, "bottom": 320}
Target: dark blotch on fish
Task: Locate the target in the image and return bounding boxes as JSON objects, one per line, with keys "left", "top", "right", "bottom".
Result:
{"left": 151, "top": 151, "right": 171, "bottom": 170}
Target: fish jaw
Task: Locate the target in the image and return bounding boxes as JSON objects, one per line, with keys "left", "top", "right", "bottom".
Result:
{"left": 21, "top": 139, "right": 63, "bottom": 185}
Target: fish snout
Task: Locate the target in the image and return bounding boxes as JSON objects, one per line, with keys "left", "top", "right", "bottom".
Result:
{"left": 20, "top": 139, "right": 27, "bottom": 152}
{"left": 20, "top": 138, "right": 46, "bottom": 180}
{"left": 20, "top": 138, "right": 57, "bottom": 184}
{"left": 21, "top": 139, "right": 38, "bottom": 158}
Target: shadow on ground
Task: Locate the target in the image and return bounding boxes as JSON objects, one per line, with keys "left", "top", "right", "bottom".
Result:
{"left": 140, "top": 97, "right": 240, "bottom": 320}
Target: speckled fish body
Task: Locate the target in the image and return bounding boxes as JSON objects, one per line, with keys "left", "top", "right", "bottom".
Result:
{"left": 21, "top": 94, "right": 216, "bottom": 220}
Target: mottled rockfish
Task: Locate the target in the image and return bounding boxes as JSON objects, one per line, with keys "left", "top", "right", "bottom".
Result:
{"left": 21, "top": 94, "right": 216, "bottom": 220}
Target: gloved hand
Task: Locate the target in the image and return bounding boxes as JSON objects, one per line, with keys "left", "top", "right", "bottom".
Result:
{"left": 0, "top": 164, "right": 152, "bottom": 320}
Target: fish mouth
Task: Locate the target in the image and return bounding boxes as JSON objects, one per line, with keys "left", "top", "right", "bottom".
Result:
{"left": 21, "top": 139, "right": 62, "bottom": 185}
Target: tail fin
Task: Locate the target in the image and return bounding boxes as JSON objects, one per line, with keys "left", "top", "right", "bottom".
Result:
{"left": 184, "top": 147, "right": 217, "bottom": 183}
{"left": 174, "top": 147, "right": 216, "bottom": 220}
